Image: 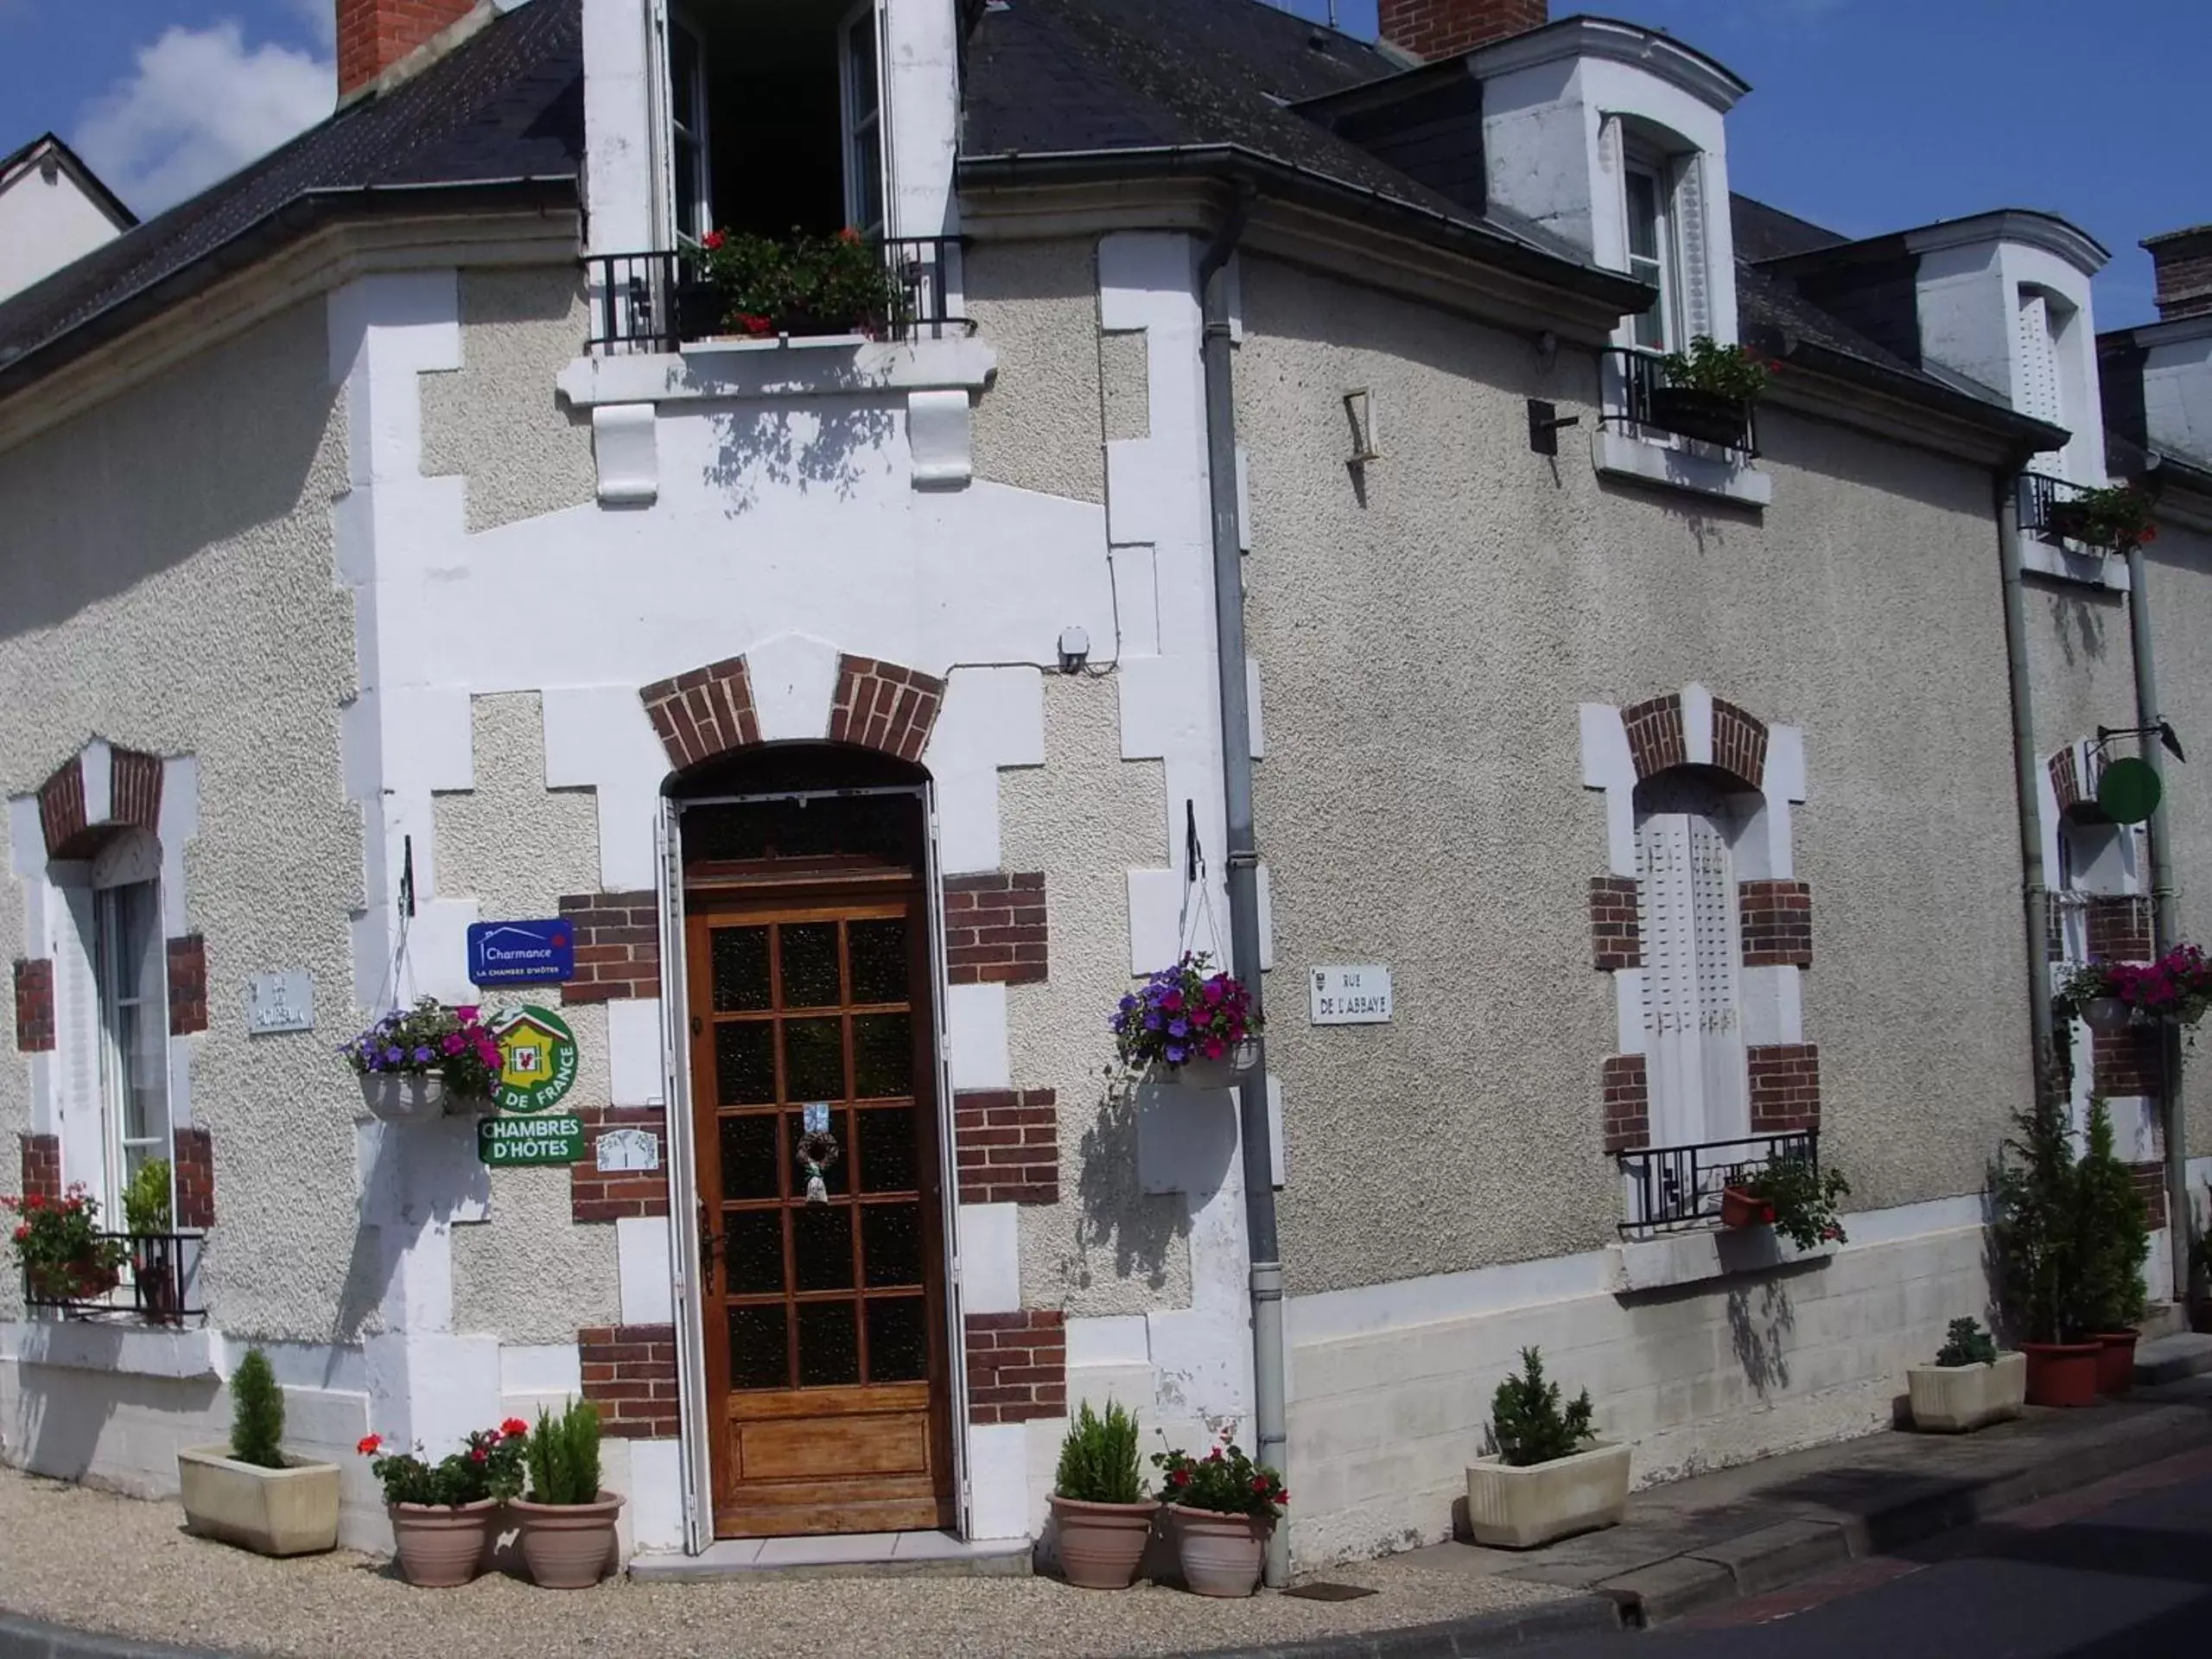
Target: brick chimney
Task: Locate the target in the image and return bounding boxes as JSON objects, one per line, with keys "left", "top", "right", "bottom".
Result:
{"left": 337, "top": 0, "right": 477, "bottom": 99}
{"left": 1376, "top": 1, "right": 1548, "bottom": 61}
{"left": 2145, "top": 226, "right": 2212, "bottom": 323}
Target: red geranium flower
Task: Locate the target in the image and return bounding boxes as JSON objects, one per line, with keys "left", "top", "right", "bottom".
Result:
{"left": 357, "top": 1434, "right": 382, "bottom": 1456}
{"left": 1168, "top": 1468, "right": 1191, "bottom": 1487}
{"left": 501, "top": 1417, "right": 530, "bottom": 1439}
{"left": 702, "top": 230, "right": 726, "bottom": 251}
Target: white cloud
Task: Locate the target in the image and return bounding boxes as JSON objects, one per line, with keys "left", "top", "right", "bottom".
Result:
{"left": 283, "top": 0, "right": 339, "bottom": 50}
{"left": 72, "top": 22, "right": 334, "bottom": 216}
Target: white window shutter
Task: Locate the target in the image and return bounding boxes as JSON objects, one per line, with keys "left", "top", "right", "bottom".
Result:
{"left": 1637, "top": 810, "right": 1747, "bottom": 1147}
{"left": 2018, "top": 290, "right": 2065, "bottom": 472}
{"left": 1689, "top": 816, "right": 1747, "bottom": 1140}
{"left": 1674, "top": 153, "right": 1711, "bottom": 342}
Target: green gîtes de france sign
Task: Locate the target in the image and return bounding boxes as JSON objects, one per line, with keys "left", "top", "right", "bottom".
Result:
{"left": 2096, "top": 755, "right": 2163, "bottom": 826}
{"left": 476, "top": 1004, "right": 584, "bottom": 1166}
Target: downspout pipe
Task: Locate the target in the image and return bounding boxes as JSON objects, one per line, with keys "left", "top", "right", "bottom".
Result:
{"left": 2124, "top": 516, "right": 2194, "bottom": 1300}
{"left": 1998, "top": 470, "right": 2058, "bottom": 1092}
{"left": 1198, "top": 188, "right": 1290, "bottom": 1587}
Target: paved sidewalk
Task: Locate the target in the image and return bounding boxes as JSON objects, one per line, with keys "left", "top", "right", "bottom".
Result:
{"left": 1378, "top": 1370, "right": 2212, "bottom": 1634}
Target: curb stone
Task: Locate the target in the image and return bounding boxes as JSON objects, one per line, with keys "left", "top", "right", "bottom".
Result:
{"left": 1179, "top": 1592, "right": 1624, "bottom": 1656}
{"left": 0, "top": 1617, "right": 231, "bottom": 1659}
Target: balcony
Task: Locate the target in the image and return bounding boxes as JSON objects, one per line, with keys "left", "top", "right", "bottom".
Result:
{"left": 1615, "top": 1130, "right": 1818, "bottom": 1239}
{"left": 585, "top": 238, "right": 966, "bottom": 357}
{"left": 1606, "top": 347, "right": 1760, "bottom": 457}
{"left": 23, "top": 1230, "right": 204, "bottom": 1324}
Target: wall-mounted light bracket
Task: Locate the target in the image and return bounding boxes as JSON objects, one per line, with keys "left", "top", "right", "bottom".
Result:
{"left": 2094, "top": 721, "right": 2187, "bottom": 764}
{"left": 1344, "top": 388, "right": 1381, "bottom": 466}
{"left": 1528, "top": 399, "right": 1580, "bottom": 457}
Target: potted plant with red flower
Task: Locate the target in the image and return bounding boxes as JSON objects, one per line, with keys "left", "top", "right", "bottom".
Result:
{"left": 1650, "top": 335, "right": 1772, "bottom": 449}
{"left": 3, "top": 1184, "right": 127, "bottom": 1303}
{"left": 1720, "top": 1154, "right": 1849, "bottom": 1249}
{"left": 1111, "top": 954, "right": 1262, "bottom": 1090}
{"left": 685, "top": 226, "right": 910, "bottom": 341}
{"left": 2046, "top": 483, "right": 2157, "bottom": 551}
{"left": 1152, "top": 1431, "right": 1286, "bottom": 1598}
{"left": 344, "top": 998, "right": 503, "bottom": 1122}
{"left": 359, "top": 1419, "right": 527, "bottom": 1586}
{"left": 2059, "top": 946, "right": 2212, "bottom": 1039}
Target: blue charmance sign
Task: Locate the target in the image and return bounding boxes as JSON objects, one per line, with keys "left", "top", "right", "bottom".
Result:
{"left": 467, "top": 919, "right": 575, "bottom": 986}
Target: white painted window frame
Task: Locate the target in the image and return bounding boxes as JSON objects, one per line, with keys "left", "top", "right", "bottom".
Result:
{"left": 1622, "top": 147, "right": 1681, "bottom": 354}
{"left": 838, "top": 0, "right": 890, "bottom": 238}
{"left": 665, "top": 7, "right": 712, "bottom": 249}
{"left": 92, "top": 867, "right": 172, "bottom": 1219}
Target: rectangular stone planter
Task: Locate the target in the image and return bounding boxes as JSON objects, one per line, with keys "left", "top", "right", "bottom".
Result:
{"left": 1464, "top": 1440, "right": 1630, "bottom": 1549}
{"left": 1906, "top": 1351, "right": 2027, "bottom": 1433}
{"left": 178, "top": 1446, "right": 340, "bottom": 1556}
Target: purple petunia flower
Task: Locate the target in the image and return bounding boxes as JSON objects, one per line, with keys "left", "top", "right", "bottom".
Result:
{"left": 384, "top": 1046, "right": 404, "bottom": 1065}
{"left": 1164, "top": 1045, "right": 1188, "bottom": 1065}
{"left": 413, "top": 1046, "right": 434, "bottom": 1063}
{"left": 1168, "top": 1019, "right": 1189, "bottom": 1038}
{"left": 1144, "top": 1012, "right": 1162, "bottom": 1031}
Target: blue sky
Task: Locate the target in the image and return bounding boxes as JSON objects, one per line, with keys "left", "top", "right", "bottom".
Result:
{"left": 2, "top": 0, "right": 2198, "bottom": 324}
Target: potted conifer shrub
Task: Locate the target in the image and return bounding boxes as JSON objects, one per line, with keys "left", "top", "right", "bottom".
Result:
{"left": 1048, "top": 1402, "right": 1158, "bottom": 1590}
{"left": 177, "top": 1348, "right": 341, "bottom": 1556}
{"left": 1464, "top": 1346, "right": 1630, "bottom": 1549}
{"left": 2075, "top": 1099, "right": 2152, "bottom": 1395}
{"left": 1907, "top": 1318, "right": 2027, "bottom": 1433}
{"left": 510, "top": 1400, "right": 625, "bottom": 1588}
{"left": 359, "top": 1418, "right": 527, "bottom": 1586}
{"left": 1994, "top": 1083, "right": 2101, "bottom": 1406}
{"left": 1154, "top": 1432, "right": 1287, "bottom": 1598}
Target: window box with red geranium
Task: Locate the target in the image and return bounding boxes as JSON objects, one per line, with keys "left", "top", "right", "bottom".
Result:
{"left": 2046, "top": 484, "right": 2157, "bottom": 552}
{"left": 683, "top": 226, "right": 912, "bottom": 342}
{"left": 5, "top": 1184, "right": 128, "bottom": 1304}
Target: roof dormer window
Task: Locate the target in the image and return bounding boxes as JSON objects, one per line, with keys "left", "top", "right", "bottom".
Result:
{"left": 1624, "top": 156, "right": 1680, "bottom": 353}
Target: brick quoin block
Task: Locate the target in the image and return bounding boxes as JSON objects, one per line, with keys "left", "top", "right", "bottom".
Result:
{"left": 36, "top": 755, "right": 86, "bottom": 857}
{"left": 1711, "top": 699, "right": 1770, "bottom": 791}
{"left": 166, "top": 936, "right": 208, "bottom": 1036}
{"left": 1748, "top": 1044, "right": 1821, "bottom": 1133}
{"left": 570, "top": 1105, "right": 672, "bottom": 1223}
{"left": 2094, "top": 1025, "right": 2166, "bottom": 1099}
{"left": 1376, "top": 0, "right": 1547, "bottom": 59}
{"left": 1589, "top": 877, "right": 1640, "bottom": 971}
{"left": 954, "top": 1089, "right": 1058, "bottom": 1205}
{"left": 14, "top": 959, "right": 54, "bottom": 1052}
{"left": 110, "top": 749, "right": 163, "bottom": 838}
{"left": 2085, "top": 896, "right": 2154, "bottom": 965}
{"left": 558, "top": 892, "right": 660, "bottom": 1003}
{"left": 641, "top": 656, "right": 760, "bottom": 772}
{"left": 337, "top": 0, "right": 474, "bottom": 98}
{"left": 2128, "top": 1160, "right": 2170, "bottom": 1230}
{"left": 1600, "top": 1055, "right": 1648, "bottom": 1154}
{"left": 173, "top": 1127, "right": 215, "bottom": 1230}
{"left": 830, "top": 655, "right": 945, "bottom": 764}
{"left": 19, "top": 1133, "right": 60, "bottom": 1205}
{"left": 965, "top": 1310, "right": 1065, "bottom": 1425}
{"left": 1739, "top": 880, "right": 1813, "bottom": 968}
{"left": 1622, "top": 695, "right": 1688, "bottom": 780}
{"left": 2050, "top": 748, "right": 2084, "bottom": 811}
{"left": 944, "top": 872, "right": 1046, "bottom": 985}
{"left": 579, "top": 1323, "right": 680, "bottom": 1439}
{"left": 38, "top": 746, "right": 163, "bottom": 859}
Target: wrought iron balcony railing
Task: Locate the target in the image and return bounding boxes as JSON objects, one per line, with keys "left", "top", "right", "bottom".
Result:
{"left": 22, "top": 1230, "right": 204, "bottom": 1323}
{"left": 584, "top": 237, "right": 966, "bottom": 355}
{"left": 2018, "top": 472, "right": 2105, "bottom": 548}
{"left": 1605, "top": 348, "right": 1760, "bottom": 457}
{"left": 1616, "top": 1131, "right": 1818, "bottom": 1238}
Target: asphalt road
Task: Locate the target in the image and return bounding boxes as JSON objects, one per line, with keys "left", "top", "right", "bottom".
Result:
{"left": 1521, "top": 1446, "right": 2212, "bottom": 1659}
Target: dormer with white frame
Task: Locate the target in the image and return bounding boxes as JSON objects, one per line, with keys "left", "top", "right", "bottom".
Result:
{"left": 1908, "top": 212, "right": 2109, "bottom": 488}
{"left": 1468, "top": 17, "right": 1758, "bottom": 502}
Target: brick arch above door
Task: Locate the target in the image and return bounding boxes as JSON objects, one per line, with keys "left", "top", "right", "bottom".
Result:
{"left": 640, "top": 650, "right": 947, "bottom": 773}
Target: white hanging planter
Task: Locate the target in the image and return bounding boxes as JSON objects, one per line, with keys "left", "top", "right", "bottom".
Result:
{"left": 357, "top": 1071, "right": 461, "bottom": 1122}
{"left": 1151, "top": 1040, "right": 1260, "bottom": 1091}
{"left": 2081, "top": 997, "right": 2131, "bottom": 1035}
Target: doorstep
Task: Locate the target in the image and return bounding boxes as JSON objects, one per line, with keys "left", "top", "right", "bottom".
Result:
{"left": 628, "top": 1529, "right": 1032, "bottom": 1582}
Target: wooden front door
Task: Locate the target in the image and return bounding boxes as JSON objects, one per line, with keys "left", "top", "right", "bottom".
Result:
{"left": 686, "top": 885, "right": 955, "bottom": 1538}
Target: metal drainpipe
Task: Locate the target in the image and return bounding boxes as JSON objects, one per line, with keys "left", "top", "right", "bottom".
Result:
{"left": 2124, "top": 518, "right": 2195, "bottom": 1301}
{"left": 1197, "top": 187, "right": 1289, "bottom": 1588}
{"left": 1999, "top": 472, "right": 2058, "bottom": 1086}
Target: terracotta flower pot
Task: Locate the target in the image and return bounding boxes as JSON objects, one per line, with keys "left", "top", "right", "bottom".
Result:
{"left": 2094, "top": 1330, "right": 2139, "bottom": 1395}
{"left": 1719, "top": 1188, "right": 1775, "bottom": 1230}
{"left": 2021, "top": 1342, "right": 2102, "bottom": 1408}
{"left": 387, "top": 1498, "right": 499, "bottom": 1587}
{"left": 1049, "top": 1493, "right": 1159, "bottom": 1590}
{"left": 1167, "top": 1504, "right": 1270, "bottom": 1598}
{"left": 510, "top": 1492, "right": 624, "bottom": 1589}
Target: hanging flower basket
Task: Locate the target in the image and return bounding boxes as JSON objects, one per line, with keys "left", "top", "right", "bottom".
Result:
{"left": 2081, "top": 996, "right": 2131, "bottom": 1035}
{"left": 345, "top": 999, "right": 502, "bottom": 1122}
{"left": 1110, "top": 956, "right": 1262, "bottom": 1090}
{"left": 2059, "top": 949, "right": 2212, "bottom": 1033}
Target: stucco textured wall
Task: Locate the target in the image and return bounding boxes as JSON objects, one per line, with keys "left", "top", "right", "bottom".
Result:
{"left": 2021, "top": 575, "right": 2134, "bottom": 760}
{"left": 999, "top": 676, "right": 1190, "bottom": 1313}
{"left": 2145, "top": 529, "right": 2212, "bottom": 1159}
{"left": 420, "top": 267, "right": 594, "bottom": 533}
{"left": 435, "top": 692, "right": 620, "bottom": 1339}
{"left": 966, "top": 239, "right": 1104, "bottom": 504}
{"left": 0, "top": 300, "right": 361, "bottom": 1339}
{"left": 1237, "top": 256, "right": 2032, "bottom": 1296}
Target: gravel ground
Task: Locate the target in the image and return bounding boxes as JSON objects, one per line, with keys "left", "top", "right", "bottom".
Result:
{"left": 0, "top": 1469, "right": 1571, "bottom": 1657}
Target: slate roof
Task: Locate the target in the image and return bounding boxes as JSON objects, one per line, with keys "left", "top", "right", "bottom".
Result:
{"left": 0, "top": 132, "right": 138, "bottom": 232}
{"left": 0, "top": 0, "right": 582, "bottom": 388}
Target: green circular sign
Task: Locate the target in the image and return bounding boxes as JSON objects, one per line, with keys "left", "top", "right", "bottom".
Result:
{"left": 2097, "top": 756, "right": 2164, "bottom": 826}
{"left": 489, "top": 1004, "right": 580, "bottom": 1114}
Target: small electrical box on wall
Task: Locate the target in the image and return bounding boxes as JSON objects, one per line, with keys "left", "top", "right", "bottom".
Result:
{"left": 1528, "top": 399, "right": 1580, "bottom": 456}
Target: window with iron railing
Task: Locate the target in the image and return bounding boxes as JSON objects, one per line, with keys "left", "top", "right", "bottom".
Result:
{"left": 583, "top": 238, "right": 965, "bottom": 355}
{"left": 1604, "top": 348, "right": 1760, "bottom": 456}
{"left": 1617, "top": 1131, "right": 1819, "bottom": 1237}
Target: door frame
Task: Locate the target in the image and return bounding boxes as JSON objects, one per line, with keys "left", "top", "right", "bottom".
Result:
{"left": 661, "top": 783, "right": 969, "bottom": 1549}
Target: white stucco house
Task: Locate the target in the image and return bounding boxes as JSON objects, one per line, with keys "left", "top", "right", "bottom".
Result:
{"left": 2, "top": 0, "right": 2207, "bottom": 1578}
{"left": 0, "top": 133, "right": 134, "bottom": 305}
